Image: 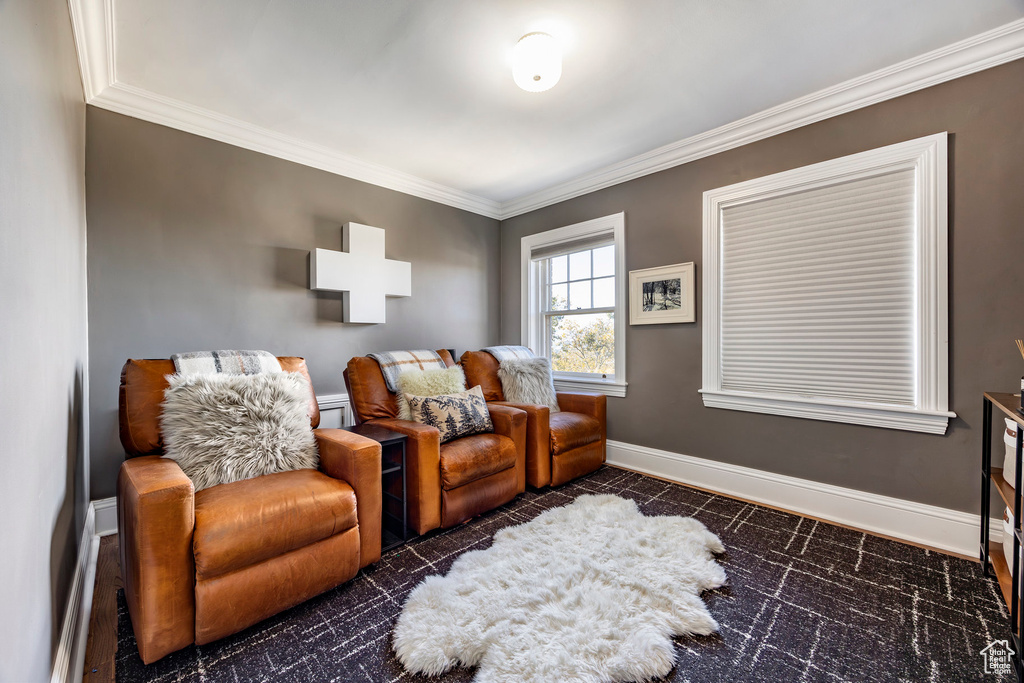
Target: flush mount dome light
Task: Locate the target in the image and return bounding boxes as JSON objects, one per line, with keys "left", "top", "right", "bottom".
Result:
{"left": 512, "top": 32, "right": 561, "bottom": 92}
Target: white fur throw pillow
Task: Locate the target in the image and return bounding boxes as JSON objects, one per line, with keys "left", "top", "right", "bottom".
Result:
{"left": 405, "top": 385, "right": 493, "bottom": 443}
{"left": 160, "top": 372, "right": 318, "bottom": 491}
{"left": 396, "top": 365, "right": 467, "bottom": 421}
{"left": 497, "top": 357, "right": 560, "bottom": 413}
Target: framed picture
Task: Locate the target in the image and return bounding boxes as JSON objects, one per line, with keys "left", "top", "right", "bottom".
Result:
{"left": 629, "top": 262, "right": 695, "bottom": 325}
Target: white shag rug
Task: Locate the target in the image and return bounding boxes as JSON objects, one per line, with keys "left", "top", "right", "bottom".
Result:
{"left": 392, "top": 494, "right": 727, "bottom": 683}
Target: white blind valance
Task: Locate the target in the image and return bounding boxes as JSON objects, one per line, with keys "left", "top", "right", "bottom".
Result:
{"left": 529, "top": 231, "right": 614, "bottom": 261}
{"left": 719, "top": 169, "right": 917, "bottom": 406}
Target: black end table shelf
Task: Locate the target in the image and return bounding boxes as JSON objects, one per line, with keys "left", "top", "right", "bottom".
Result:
{"left": 345, "top": 423, "right": 410, "bottom": 552}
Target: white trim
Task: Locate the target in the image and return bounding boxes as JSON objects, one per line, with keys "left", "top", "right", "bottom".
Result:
{"left": 521, "top": 213, "right": 626, "bottom": 395}
{"left": 66, "top": 3, "right": 1024, "bottom": 221}
{"left": 93, "top": 496, "right": 117, "bottom": 537}
{"left": 50, "top": 505, "right": 99, "bottom": 683}
{"left": 317, "top": 393, "right": 350, "bottom": 411}
{"left": 554, "top": 377, "right": 627, "bottom": 398}
{"left": 500, "top": 18, "right": 1024, "bottom": 218}
{"left": 606, "top": 440, "right": 997, "bottom": 557}
{"left": 701, "top": 133, "right": 951, "bottom": 434}
{"left": 699, "top": 390, "right": 954, "bottom": 435}
{"left": 317, "top": 393, "right": 352, "bottom": 428}
{"left": 90, "top": 83, "right": 502, "bottom": 219}
{"left": 65, "top": 0, "right": 113, "bottom": 102}
{"left": 40, "top": 446, "right": 999, "bottom": 683}
{"left": 65, "top": 0, "right": 501, "bottom": 219}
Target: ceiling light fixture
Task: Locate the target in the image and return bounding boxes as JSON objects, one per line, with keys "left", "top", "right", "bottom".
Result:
{"left": 512, "top": 32, "right": 562, "bottom": 93}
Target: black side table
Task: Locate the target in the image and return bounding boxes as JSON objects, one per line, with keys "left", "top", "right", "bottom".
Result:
{"left": 344, "top": 423, "right": 410, "bottom": 551}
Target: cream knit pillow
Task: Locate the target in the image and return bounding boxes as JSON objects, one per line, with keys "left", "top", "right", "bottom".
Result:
{"left": 396, "top": 365, "right": 468, "bottom": 421}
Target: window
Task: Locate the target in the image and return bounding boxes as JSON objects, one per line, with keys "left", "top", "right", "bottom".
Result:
{"left": 701, "top": 133, "right": 953, "bottom": 434}
{"left": 522, "top": 213, "right": 626, "bottom": 397}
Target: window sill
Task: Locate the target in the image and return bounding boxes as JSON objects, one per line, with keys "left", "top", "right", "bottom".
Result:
{"left": 554, "top": 377, "right": 627, "bottom": 398}
{"left": 699, "top": 389, "right": 954, "bottom": 435}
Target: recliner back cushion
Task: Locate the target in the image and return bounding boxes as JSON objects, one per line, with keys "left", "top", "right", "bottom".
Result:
{"left": 346, "top": 349, "right": 455, "bottom": 423}
{"left": 459, "top": 351, "right": 505, "bottom": 402}
{"left": 119, "top": 356, "right": 319, "bottom": 457}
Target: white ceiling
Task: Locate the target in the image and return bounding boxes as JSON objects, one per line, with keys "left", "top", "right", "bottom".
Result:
{"left": 109, "top": 0, "right": 1024, "bottom": 206}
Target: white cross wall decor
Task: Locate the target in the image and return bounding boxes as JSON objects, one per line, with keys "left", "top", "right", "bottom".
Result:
{"left": 309, "top": 222, "right": 411, "bottom": 324}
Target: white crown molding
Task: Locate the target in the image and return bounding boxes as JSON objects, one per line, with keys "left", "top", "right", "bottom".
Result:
{"left": 66, "top": 0, "right": 502, "bottom": 219}
{"left": 66, "top": 0, "right": 113, "bottom": 102}
{"left": 499, "top": 18, "right": 1024, "bottom": 219}
{"left": 91, "top": 82, "right": 503, "bottom": 219}
{"left": 606, "top": 440, "right": 998, "bottom": 557}
{"left": 67, "top": 0, "right": 1024, "bottom": 221}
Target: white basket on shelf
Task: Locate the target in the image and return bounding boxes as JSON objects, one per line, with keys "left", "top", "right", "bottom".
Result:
{"left": 1003, "top": 418, "right": 1019, "bottom": 488}
{"left": 1003, "top": 508, "right": 1024, "bottom": 592}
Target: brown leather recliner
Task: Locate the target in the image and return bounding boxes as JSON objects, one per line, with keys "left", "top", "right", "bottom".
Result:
{"left": 117, "top": 357, "right": 383, "bottom": 664}
{"left": 344, "top": 350, "right": 526, "bottom": 535}
{"left": 461, "top": 351, "right": 607, "bottom": 488}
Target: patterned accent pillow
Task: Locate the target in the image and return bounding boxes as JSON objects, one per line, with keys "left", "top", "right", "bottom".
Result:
{"left": 405, "top": 385, "right": 494, "bottom": 444}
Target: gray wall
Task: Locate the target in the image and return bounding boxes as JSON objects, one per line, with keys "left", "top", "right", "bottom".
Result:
{"left": 501, "top": 58, "right": 1024, "bottom": 514}
{"left": 86, "top": 108, "right": 501, "bottom": 500}
{"left": 0, "top": 0, "right": 89, "bottom": 680}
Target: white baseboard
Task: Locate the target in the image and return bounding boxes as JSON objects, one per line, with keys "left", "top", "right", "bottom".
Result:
{"left": 43, "top": 441, "right": 997, "bottom": 683}
{"left": 606, "top": 440, "right": 999, "bottom": 557}
{"left": 93, "top": 496, "right": 117, "bottom": 537}
{"left": 50, "top": 504, "right": 99, "bottom": 683}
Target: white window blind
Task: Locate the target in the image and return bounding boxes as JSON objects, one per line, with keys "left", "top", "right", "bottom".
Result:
{"left": 720, "top": 170, "right": 916, "bottom": 405}
{"left": 701, "top": 133, "right": 953, "bottom": 434}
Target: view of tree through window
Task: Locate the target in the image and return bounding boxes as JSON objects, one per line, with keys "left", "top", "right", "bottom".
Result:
{"left": 544, "top": 245, "right": 616, "bottom": 376}
{"left": 549, "top": 313, "right": 615, "bottom": 374}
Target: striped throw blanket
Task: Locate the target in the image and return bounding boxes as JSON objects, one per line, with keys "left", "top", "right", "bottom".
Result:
{"left": 368, "top": 350, "right": 446, "bottom": 393}
{"left": 482, "top": 345, "right": 535, "bottom": 362}
{"left": 171, "top": 350, "right": 282, "bottom": 375}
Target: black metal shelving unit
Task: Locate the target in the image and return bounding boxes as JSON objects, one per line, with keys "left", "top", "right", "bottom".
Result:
{"left": 982, "top": 392, "right": 1024, "bottom": 680}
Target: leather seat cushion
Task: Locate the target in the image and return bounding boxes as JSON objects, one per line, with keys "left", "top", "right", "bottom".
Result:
{"left": 193, "top": 469, "right": 358, "bottom": 579}
{"left": 549, "top": 412, "right": 602, "bottom": 455}
{"left": 439, "top": 433, "right": 517, "bottom": 490}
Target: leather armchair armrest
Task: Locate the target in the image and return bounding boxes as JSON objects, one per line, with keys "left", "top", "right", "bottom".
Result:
{"left": 117, "top": 456, "right": 196, "bottom": 664}
{"left": 493, "top": 401, "right": 552, "bottom": 488}
{"left": 556, "top": 392, "right": 608, "bottom": 438}
{"left": 487, "top": 404, "right": 527, "bottom": 493}
{"left": 368, "top": 418, "right": 442, "bottom": 535}
{"left": 315, "top": 429, "right": 383, "bottom": 568}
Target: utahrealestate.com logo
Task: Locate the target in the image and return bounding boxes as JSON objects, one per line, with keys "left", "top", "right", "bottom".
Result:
{"left": 981, "top": 640, "right": 1015, "bottom": 675}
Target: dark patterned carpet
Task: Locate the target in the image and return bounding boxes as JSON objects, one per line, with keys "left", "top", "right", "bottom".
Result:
{"left": 116, "top": 467, "right": 1011, "bottom": 682}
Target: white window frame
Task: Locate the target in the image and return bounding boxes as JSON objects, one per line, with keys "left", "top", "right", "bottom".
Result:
{"left": 521, "top": 213, "right": 627, "bottom": 397}
{"left": 700, "top": 133, "right": 954, "bottom": 434}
